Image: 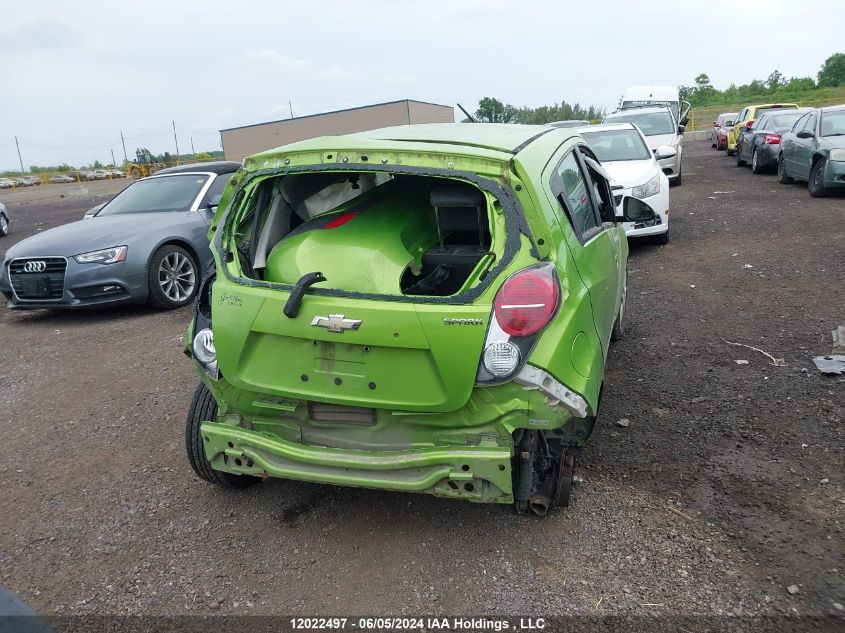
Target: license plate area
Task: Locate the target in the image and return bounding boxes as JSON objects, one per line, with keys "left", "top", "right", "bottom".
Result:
{"left": 20, "top": 275, "right": 51, "bottom": 298}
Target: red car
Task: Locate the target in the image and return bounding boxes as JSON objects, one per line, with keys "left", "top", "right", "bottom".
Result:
{"left": 711, "top": 112, "right": 737, "bottom": 150}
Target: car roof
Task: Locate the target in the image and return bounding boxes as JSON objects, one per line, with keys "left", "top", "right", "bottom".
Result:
{"left": 821, "top": 103, "right": 845, "bottom": 113}
{"left": 575, "top": 123, "right": 637, "bottom": 133}
{"left": 155, "top": 161, "right": 241, "bottom": 175}
{"left": 605, "top": 106, "right": 672, "bottom": 117}
{"left": 253, "top": 123, "right": 576, "bottom": 160}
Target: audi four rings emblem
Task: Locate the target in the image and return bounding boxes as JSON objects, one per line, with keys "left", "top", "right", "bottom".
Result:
{"left": 23, "top": 261, "right": 47, "bottom": 273}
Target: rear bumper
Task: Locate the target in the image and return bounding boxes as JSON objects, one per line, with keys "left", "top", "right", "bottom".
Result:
{"left": 202, "top": 422, "right": 515, "bottom": 502}
{"left": 756, "top": 143, "right": 780, "bottom": 167}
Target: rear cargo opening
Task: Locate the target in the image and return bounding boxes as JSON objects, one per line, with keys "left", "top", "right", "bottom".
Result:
{"left": 230, "top": 172, "right": 495, "bottom": 297}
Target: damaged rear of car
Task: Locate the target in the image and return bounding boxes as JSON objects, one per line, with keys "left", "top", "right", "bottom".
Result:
{"left": 184, "top": 124, "right": 640, "bottom": 514}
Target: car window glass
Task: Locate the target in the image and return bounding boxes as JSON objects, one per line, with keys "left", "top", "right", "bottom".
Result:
{"left": 554, "top": 152, "right": 599, "bottom": 237}
{"left": 820, "top": 110, "right": 845, "bottom": 136}
{"left": 605, "top": 111, "right": 674, "bottom": 135}
{"left": 202, "top": 173, "right": 233, "bottom": 206}
{"left": 803, "top": 113, "right": 817, "bottom": 134}
{"left": 97, "top": 174, "right": 210, "bottom": 215}
{"left": 791, "top": 113, "right": 809, "bottom": 132}
{"left": 581, "top": 154, "right": 614, "bottom": 224}
{"left": 580, "top": 129, "right": 651, "bottom": 161}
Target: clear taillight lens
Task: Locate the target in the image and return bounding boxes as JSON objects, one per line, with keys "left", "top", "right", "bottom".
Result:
{"left": 493, "top": 268, "right": 560, "bottom": 337}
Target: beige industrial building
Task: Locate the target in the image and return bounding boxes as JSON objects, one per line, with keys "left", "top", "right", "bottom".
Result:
{"left": 220, "top": 99, "right": 455, "bottom": 161}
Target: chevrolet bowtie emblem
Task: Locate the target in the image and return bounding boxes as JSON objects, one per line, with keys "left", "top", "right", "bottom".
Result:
{"left": 310, "top": 314, "right": 362, "bottom": 333}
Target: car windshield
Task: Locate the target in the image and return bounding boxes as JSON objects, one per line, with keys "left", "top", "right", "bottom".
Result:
{"left": 606, "top": 111, "right": 675, "bottom": 136}
{"left": 821, "top": 110, "right": 845, "bottom": 136}
{"left": 97, "top": 174, "right": 210, "bottom": 215}
{"left": 580, "top": 129, "right": 652, "bottom": 161}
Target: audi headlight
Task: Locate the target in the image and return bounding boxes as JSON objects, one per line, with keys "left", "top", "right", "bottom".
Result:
{"left": 192, "top": 327, "right": 219, "bottom": 379}
{"left": 829, "top": 149, "right": 845, "bottom": 162}
{"left": 74, "top": 246, "right": 127, "bottom": 264}
{"left": 632, "top": 174, "right": 660, "bottom": 199}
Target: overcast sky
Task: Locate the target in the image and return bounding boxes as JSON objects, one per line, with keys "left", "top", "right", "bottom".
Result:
{"left": 1, "top": 0, "right": 842, "bottom": 170}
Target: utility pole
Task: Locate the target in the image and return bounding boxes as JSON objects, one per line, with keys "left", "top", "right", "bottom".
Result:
{"left": 14, "top": 136, "right": 24, "bottom": 173}
{"left": 110, "top": 149, "right": 117, "bottom": 168}
{"left": 289, "top": 101, "right": 295, "bottom": 118}
{"left": 172, "top": 120, "right": 180, "bottom": 165}
{"left": 120, "top": 131, "right": 128, "bottom": 163}
{"left": 190, "top": 136, "right": 195, "bottom": 155}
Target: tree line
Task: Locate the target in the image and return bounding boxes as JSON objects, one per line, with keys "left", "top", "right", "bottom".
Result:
{"left": 681, "top": 53, "right": 845, "bottom": 106}
{"left": 470, "top": 97, "right": 604, "bottom": 124}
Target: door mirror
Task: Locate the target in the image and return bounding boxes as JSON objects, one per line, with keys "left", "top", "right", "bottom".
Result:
{"left": 205, "top": 194, "right": 222, "bottom": 211}
{"left": 680, "top": 116, "right": 689, "bottom": 127}
{"left": 655, "top": 145, "right": 677, "bottom": 160}
{"left": 83, "top": 202, "right": 106, "bottom": 219}
{"left": 796, "top": 130, "right": 814, "bottom": 139}
{"left": 621, "top": 197, "right": 658, "bottom": 223}
{"left": 677, "top": 124, "right": 686, "bottom": 134}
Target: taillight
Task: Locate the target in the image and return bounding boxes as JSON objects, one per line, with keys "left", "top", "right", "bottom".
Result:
{"left": 493, "top": 268, "right": 559, "bottom": 337}
{"left": 746, "top": 120, "right": 754, "bottom": 129}
{"left": 764, "top": 134, "right": 781, "bottom": 144}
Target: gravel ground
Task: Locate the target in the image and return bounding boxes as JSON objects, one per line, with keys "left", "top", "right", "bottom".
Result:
{"left": 0, "top": 141, "right": 842, "bottom": 630}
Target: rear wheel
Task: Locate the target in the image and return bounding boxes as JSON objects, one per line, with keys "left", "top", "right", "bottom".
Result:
{"left": 186, "top": 382, "right": 259, "bottom": 489}
{"left": 751, "top": 147, "right": 764, "bottom": 174}
{"left": 129, "top": 165, "right": 142, "bottom": 179}
{"left": 651, "top": 229, "right": 669, "bottom": 245}
{"left": 777, "top": 154, "right": 794, "bottom": 184}
{"left": 147, "top": 245, "right": 198, "bottom": 309}
{"left": 0, "top": 213, "right": 8, "bottom": 237}
{"left": 808, "top": 159, "right": 827, "bottom": 197}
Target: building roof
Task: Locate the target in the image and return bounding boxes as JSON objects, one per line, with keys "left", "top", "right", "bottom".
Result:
{"left": 220, "top": 99, "right": 453, "bottom": 133}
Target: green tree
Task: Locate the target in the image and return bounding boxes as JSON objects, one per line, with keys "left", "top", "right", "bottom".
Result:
{"left": 817, "top": 53, "right": 845, "bottom": 87}
{"left": 766, "top": 70, "right": 785, "bottom": 92}
{"left": 474, "top": 97, "right": 517, "bottom": 123}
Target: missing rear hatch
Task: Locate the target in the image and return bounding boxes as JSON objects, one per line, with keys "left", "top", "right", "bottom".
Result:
{"left": 230, "top": 172, "right": 497, "bottom": 297}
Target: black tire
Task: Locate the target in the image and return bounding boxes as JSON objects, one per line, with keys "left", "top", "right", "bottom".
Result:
{"left": 0, "top": 212, "right": 8, "bottom": 237}
{"left": 808, "top": 158, "right": 827, "bottom": 198}
{"left": 611, "top": 269, "right": 627, "bottom": 342}
{"left": 751, "top": 147, "right": 764, "bottom": 174}
{"left": 672, "top": 169, "right": 681, "bottom": 187}
{"left": 777, "top": 154, "right": 794, "bottom": 184}
{"left": 186, "top": 382, "right": 259, "bottom": 489}
{"left": 736, "top": 145, "right": 746, "bottom": 167}
{"left": 147, "top": 244, "right": 198, "bottom": 309}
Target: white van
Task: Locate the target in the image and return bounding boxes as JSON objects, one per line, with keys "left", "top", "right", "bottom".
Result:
{"left": 620, "top": 86, "right": 690, "bottom": 125}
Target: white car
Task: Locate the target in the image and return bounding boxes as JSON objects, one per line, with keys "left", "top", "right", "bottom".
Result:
{"left": 577, "top": 123, "right": 671, "bottom": 243}
{"left": 602, "top": 106, "right": 684, "bottom": 186}
{"left": 619, "top": 85, "right": 691, "bottom": 127}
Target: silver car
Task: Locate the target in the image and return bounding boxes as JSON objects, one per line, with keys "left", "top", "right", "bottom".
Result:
{"left": 602, "top": 106, "right": 684, "bottom": 186}
{"left": 0, "top": 203, "right": 9, "bottom": 237}
{"left": 0, "top": 162, "right": 239, "bottom": 310}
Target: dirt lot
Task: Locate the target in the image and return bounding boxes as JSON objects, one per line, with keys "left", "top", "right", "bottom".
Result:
{"left": 0, "top": 142, "right": 842, "bottom": 629}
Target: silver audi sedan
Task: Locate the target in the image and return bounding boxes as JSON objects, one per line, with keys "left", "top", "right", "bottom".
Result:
{"left": 0, "top": 162, "right": 239, "bottom": 310}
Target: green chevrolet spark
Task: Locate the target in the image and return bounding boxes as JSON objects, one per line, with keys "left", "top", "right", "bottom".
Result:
{"left": 184, "top": 123, "right": 657, "bottom": 515}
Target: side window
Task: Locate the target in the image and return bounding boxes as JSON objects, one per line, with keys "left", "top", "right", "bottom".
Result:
{"left": 738, "top": 108, "right": 748, "bottom": 123}
{"left": 580, "top": 150, "right": 615, "bottom": 224}
{"left": 553, "top": 151, "right": 600, "bottom": 238}
{"left": 791, "top": 113, "right": 809, "bottom": 133}
{"left": 201, "top": 173, "right": 234, "bottom": 207}
{"left": 803, "top": 113, "right": 817, "bottom": 135}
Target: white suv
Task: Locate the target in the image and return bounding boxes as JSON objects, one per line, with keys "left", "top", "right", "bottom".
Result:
{"left": 603, "top": 106, "right": 684, "bottom": 186}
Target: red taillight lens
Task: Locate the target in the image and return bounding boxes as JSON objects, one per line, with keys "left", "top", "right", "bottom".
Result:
{"left": 764, "top": 134, "right": 781, "bottom": 144}
{"left": 746, "top": 120, "right": 754, "bottom": 129}
{"left": 493, "top": 268, "right": 559, "bottom": 337}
